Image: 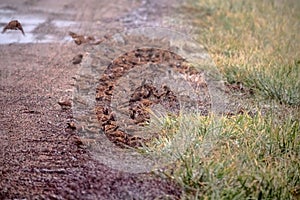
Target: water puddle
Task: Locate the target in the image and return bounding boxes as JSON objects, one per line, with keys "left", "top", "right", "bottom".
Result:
{"left": 0, "top": 11, "right": 77, "bottom": 44}
{"left": 0, "top": 7, "right": 16, "bottom": 14}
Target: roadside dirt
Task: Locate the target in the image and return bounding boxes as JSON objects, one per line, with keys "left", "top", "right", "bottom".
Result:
{"left": 0, "top": 0, "right": 186, "bottom": 199}
{"left": 95, "top": 48, "right": 209, "bottom": 147}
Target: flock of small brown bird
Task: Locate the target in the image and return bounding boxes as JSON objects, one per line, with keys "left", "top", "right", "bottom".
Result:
{"left": 1, "top": 20, "right": 108, "bottom": 66}
{"left": 2, "top": 20, "right": 105, "bottom": 45}
{"left": 1, "top": 20, "right": 111, "bottom": 128}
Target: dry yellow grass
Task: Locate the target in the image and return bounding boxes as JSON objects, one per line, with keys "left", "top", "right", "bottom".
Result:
{"left": 184, "top": 0, "right": 300, "bottom": 105}
{"left": 141, "top": 1, "right": 300, "bottom": 199}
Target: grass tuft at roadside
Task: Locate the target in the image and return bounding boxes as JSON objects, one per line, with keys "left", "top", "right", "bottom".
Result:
{"left": 142, "top": 113, "right": 300, "bottom": 199}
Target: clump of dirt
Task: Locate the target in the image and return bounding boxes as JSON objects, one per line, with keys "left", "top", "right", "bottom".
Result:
{"left": 95, "top": 47, "right": 204, "bottom": 147}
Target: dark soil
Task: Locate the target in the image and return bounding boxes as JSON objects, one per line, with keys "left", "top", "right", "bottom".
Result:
{"left": 0, "top": 42, "right": 181, "bottom": 199}
{"left": 96, "top": 48, "right": 207, "bottom": 147}
{"left": 0, "top": 0, "right": 185, "bottom": 199}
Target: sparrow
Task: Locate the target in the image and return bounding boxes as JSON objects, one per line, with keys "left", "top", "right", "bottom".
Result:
{"left": 69, "top": 31, "right": 94, "bottom": 45}
{"left": 71, "top": 54, "right": 83, "bottom": 64}
{"left": 67, "top": 121, "right": 76, "bottom": 130}
{"left": 2, "top": 20, "right": 25, "bottom": 35}
{"left": 69, "top": 31, "right": 103, "bottom": 45}
{"left": 69, "top": 31, "right": 85, "bottom": 45}
{"left": 58, "top": 99, "right": 72, "bottom": 109}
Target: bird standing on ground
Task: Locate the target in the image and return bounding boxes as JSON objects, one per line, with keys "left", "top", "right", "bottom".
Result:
{"left": 2, "top": 20, "right": 25, "bottom": 35}
{"left": 69, "top": 31, "right": 86, "bottom": 45}
{"left": 69, "top": 31, "right": 104, "bottom": 45}
{"left": 71, "top": 54, "right": 83, "bottom": 64}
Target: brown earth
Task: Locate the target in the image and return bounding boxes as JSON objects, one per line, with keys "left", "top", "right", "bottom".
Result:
{"left": 0, "top": 0, "right": 189, "bottom": 199}
{"left": 95, "top": 47, "right": 209, "bottom": 147}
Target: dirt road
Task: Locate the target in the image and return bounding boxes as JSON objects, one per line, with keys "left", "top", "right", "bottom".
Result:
{"left": 0, "top": 0, "right": 188, "bottom": 199}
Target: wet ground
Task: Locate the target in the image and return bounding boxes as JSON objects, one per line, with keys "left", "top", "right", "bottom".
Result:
{"left": 0, "top": 0, "right": 227, "bottom": 199}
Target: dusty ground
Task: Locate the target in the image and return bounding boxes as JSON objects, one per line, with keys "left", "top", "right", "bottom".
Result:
{"left": 0, "top": 0, "right": 189, "bottom": 199}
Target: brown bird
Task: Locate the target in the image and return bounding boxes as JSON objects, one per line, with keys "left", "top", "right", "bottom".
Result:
{"left": 69, "top": 31, "right": 101, "bottom": 45}
{"left": 67, "top": 121, "right": 77, "bottom": 130}
{"left": 71, "top": 54, "right": 83, "bottom": 64}
{"left": 58, "top": 99, "right": 72, "bottom": 109}
{"left": 69, "top": 31, "right": 85, "bottom": 45}
{"left": 2, "top": 20, "right": 25, "bottom": 35}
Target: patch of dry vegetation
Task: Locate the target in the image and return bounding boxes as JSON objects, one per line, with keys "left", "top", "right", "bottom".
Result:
{"left": 142, "top": 0, "right": 300, "bottom": 199}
